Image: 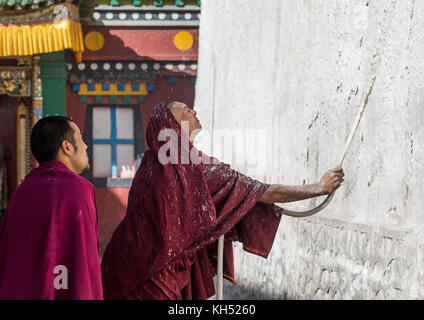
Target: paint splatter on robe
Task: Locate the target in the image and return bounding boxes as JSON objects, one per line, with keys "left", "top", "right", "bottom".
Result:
{"left": 101, "top": 102, "right": 282, "bottom": 300}
{"left": 0, "top": 161, "right": 103, "bottom": 300}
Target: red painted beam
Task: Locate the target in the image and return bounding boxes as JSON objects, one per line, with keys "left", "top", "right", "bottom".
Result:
{"left": 82, "top": 26, "right": 199, "bottom": 61}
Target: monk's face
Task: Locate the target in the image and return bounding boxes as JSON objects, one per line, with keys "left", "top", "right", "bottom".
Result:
{"left": 68, "top": 121, "right": 90, "bottom": 174}
{"left": 169, "top": 102, "right": 202, "bottom": 140}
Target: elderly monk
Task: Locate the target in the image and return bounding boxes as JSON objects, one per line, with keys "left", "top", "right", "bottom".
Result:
{"left": 0, "top": 116, "right": 103, "bottom": 300}
{"left": 101, "top": 101, "right": 344, "bottom": 300}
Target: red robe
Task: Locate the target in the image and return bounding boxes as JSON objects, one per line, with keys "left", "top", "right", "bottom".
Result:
{"left": 0, "top": 161, "right": 103, "bottom": 300}
{"left": 101, "top": 102, "right": 283, "bottom": 300}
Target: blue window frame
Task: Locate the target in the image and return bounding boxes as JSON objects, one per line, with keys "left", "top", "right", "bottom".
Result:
{"left": 83, "top": 104, "right": 145, "bottom": 188}
{"left": 93, "top": 108, "right": 134, "bottom": 177}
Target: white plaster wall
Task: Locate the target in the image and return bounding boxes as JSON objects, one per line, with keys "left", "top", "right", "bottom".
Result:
{"left": 195, "top": 0, "right": 424, "bottom": 299}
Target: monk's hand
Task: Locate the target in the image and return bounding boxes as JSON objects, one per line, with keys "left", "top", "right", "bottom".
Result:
{"left": 318, "top": 166, "right": 344, "bottom": 195}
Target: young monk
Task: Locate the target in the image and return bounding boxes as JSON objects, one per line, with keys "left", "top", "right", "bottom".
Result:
{"left": 0, "top": 116, "right": 103, "bottom": 300}
{"left": 101, "top": 101, "right": 344, "bottom": 300}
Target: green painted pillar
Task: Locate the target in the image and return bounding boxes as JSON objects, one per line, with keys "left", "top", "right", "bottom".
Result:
{"left": 40, "top": 51, "right": 67, "bottom": 117}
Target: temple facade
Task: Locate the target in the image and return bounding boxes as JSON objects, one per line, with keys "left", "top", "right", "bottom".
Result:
{"left": 0, "top": 0, "right": 200, "bottom": 253}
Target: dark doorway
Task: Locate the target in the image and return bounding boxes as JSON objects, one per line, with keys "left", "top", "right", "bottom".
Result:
{"left": 0, "top": 94, "right": 17, "bottom": 203}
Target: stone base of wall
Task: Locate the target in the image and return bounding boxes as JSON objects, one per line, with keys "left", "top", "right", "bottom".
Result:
{"left": 223, "top": 216, "right": 424, "bottom": 300}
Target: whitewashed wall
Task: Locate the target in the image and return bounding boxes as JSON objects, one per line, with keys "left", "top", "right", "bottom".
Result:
{"left": 195, "top": 0, "right": 424, "bottom": 299}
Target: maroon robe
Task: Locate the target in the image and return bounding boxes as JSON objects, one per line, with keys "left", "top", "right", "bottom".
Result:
{"left": 0, "top": 161, "right": 103, "bottom": 300}
{"left": 101, "top": 102, "right": 283, "bottom": 300}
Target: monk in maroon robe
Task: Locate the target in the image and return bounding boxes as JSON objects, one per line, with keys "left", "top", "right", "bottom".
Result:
{"left": 101, "top": 101, "right": 344, "bottom": 300}
{"left": 0, "top": 116, "right": 103, "bottom": 300}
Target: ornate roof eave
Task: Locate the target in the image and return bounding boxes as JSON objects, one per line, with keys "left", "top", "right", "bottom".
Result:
{"left": 85, "top": 4, "right": 200, "bottom": 26}
{"left": 0, "top": 0, "right": 99, "bottom": 22}
{"left": 67, "top": 60, "right": 197, "bottom": 84}
{"left": 0, "top": 3, "right": 84, "bottom": 62}
{"left": 79, "top": 0, "right": 99, "bottom": 22}
{"left": 0, "top": 0, "right": 57, "bottom": 14}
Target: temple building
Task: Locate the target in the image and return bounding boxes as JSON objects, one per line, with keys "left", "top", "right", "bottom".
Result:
{"left": 0, "top": 0, "right": 200, "bottom": 252}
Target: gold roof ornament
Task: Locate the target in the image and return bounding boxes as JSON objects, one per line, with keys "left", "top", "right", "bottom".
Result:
{"left": 0, "top": 3, "right": 84, "bottom": 62}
